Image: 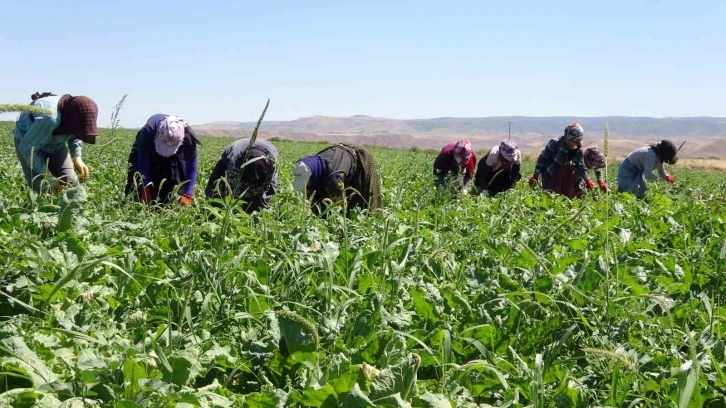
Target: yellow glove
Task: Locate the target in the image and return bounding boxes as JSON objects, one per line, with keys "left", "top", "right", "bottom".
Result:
{"left": 73, "top": 157, "right": 89, "bottom": 181}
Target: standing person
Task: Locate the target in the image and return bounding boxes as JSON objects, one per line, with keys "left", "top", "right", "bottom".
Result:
{"left": 433, "top": 139, "right": 476, "bottom": 194}
{"left": 125, "top": 114, "right": 201, "bottom": 206}
{"left": 205, "top": 138, "right": 279, "bottom": 213}
{"left": 528, "top": 122, "right": 595, "bottom": 199}
{"left": 12, "top": 92, "right": 98, "bottom": 193}
{"left": 474, "top": 139, "right": 522, "bottom": 196}
{"left": 583, "top": 145, "right": 610, "bottom": 192}
{"left": 292, "top": 143, "right": 381, "bottom": 215}
{"left": 617, "top": 140, "right": 678, "bottom": 199}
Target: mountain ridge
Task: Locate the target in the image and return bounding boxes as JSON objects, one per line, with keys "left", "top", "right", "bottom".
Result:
{"left": 193, "top": 115, "right": 726, "bottom": 158}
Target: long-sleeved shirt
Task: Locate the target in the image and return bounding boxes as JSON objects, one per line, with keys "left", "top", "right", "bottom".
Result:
{"left": 318, "top": 145, "right": 357, "bottom": 186}
{"left": 13, "top": 96, "right": 83, "bottom": 179}
{"left": 133, "top": 114, "right": 198, "bottom": 196}
{"left": 433, "top": 142, "right": 477, "bottom": 187}
{"left": 624, "top": 147, "right": 668, "bottom": 180}
{"left": 205, "top": 138, "right": 279, "bottom": 211}
{"left": 475, "top": 145, "right": 521, "bottom": 190}
{"left": 534, "top": 137, "right": 589, "bottom": 181}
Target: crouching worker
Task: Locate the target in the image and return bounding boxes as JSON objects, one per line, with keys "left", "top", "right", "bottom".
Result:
{"left": 617, "top": 140, "right": 677, "bottom": 199}
{"left": 205, "top": 138, "right": 279, "bottom": 213}
{"left": 12, "top": 92, "right": 98, "bottom": 193}
{"left": 583, "top": 145, "right": 609, "bottom": 192}
{"left": 125, "top": 115, "right": 200, "bottom": 207}
{"left": 528, "top": 122, "right": 594, "bottom": 199}
{"left": 434, "top": 139, "right": 476, "bottom": 194}
{"left": 474, "top": 139, "right": 522, "bottom": 197}
{"left": 292, "top": 143, "right": 381, "bottom": 215}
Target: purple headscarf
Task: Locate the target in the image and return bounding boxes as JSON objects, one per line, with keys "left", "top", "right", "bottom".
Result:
{"left": 299, "top": 155, "right": 327, "bottom": 187}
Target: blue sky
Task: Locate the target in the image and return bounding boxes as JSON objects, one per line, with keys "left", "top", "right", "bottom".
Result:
{"left": 1, "top": 0, "right": 724, "bottom": 127}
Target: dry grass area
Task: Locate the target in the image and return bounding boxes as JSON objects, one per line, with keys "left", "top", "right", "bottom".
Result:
{"left": 519, "top": 155, "right": 726, "bottom": 172}
{"left": 676, "top": 158, "right": 726, "bottom": 172}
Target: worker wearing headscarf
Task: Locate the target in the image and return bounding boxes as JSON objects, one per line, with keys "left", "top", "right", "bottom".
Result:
{"left": 529, "top": 122, "right": 594, "bottom": 199}
{"left": 12, "top": 92, "right": 98, "bottom": 193}
{"left": 433, "top": 139, "right": 477, "bottom": 194}
{"left": 125, "top": 114, "right": 201, "bottom": 206}
{"left": 474, "top": 139, "right": 522, "bottom": 196}
{"left": 583, "top": 145, "right": 609, "bottom": 192}
{"left": 292, "top": 143, "right": 381, "bottom": 215}
{"left": 205, "top": 138, "right": 279, "bottom": 213}
{"left": 617, "top": 140, "right": 678, "bottom": 198}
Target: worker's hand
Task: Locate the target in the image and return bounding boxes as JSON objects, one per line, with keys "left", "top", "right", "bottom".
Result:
{"left": 665, "top": 175, "right": 676, "bottom": 183}
{"left": 54, "top": 179, "right": 65, "bottom": 195}
{"left": 528, "top": 175, "right": 539, "bottom": 188}
{"left": 585, "top": 179, "right": 595, "bottom": 191}
{"left": 72, "top": 157, "right": 89, "bottom": 181}
{"left": 598, "top": 180, "right": 609, "bottom": 192}
{"left": 179, "top": 194, "right": 192, "bottom": 207}
{"left": 461, "top": 188, "right": 469, "bottom": 196}
{"left": 139, "top": 186, "right": 152, "bottom": 203}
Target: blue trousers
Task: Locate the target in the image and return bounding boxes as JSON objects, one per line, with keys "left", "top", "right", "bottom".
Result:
{"left": 617, "top": 159, "right": 647, "bottom": 198}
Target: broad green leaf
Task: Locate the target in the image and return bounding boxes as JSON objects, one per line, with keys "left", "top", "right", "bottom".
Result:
{"left": 0, "top": 388, "right": 62, "bottom": 408}
{"left": 341, "top": 384, "right": 375, "bottom": 408}
{"left": 77, "top": 348, "right": 107, "bottom": 370}
{"left": 377, "top": 335, "right": 408, "bottom": 367}
{"left": 243, "top": 387, "right": 288, "bottom": 408}
{"left": 370, "top": 353, "right": 420, "bottom": 401}
{"left": 0, "top": 336, "right": 58, "bottom": 386}
{"left": 161, "top": 352, "right": 202, "bottom": 387}
{"left": 412, "top": 392, "right": 452, "bottom": 408}
{"left": 277, "top": 310, "right": 319, "bottom": 356}
{"left": 301, "top": 383, "right": 337, "bottom": 407}
{"left": 115, "top": 401, "right": 143, "bottom": 408}
{"left": 59, "top": 397, "right": 101, "bottom": 407}
{"left": 373, "top": 392, "right": 412, "bottom": 408}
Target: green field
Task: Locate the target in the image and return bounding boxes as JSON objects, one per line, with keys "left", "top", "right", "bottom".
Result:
{"left": 1, "top": 121, "right": 725, "bottom": 407}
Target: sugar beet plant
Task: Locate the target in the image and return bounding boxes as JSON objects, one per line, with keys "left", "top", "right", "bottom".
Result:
{"left": 1, "top": 118, "right": 725, "bottom": 407}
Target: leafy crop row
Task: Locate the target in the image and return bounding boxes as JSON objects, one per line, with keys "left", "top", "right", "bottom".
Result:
{"left": 1, "top": 121, "right": 725, "bottom": 407}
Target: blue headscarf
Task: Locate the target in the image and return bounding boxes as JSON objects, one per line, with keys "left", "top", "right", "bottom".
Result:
{"left": 299, "top": 155, "right": 327, "bottom": 188}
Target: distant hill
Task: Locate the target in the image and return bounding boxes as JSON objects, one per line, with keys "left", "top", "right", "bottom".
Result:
{"left": 197, "top": 115, "right": 726, "bottom": 159}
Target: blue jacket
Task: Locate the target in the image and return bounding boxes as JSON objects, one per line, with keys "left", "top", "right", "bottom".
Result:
{"left": 13, "top": 96, "right": 83, "bottom": 178}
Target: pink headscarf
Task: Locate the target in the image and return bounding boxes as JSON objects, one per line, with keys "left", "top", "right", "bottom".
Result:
{"left": 453, "top": 139, "right": 473, "bottom": 165}
{"left": 155, "top": 115, "right": 187, "bottom": 157}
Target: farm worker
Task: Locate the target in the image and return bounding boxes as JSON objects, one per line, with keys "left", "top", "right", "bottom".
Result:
{"left": 528, "top": 122, "right": 594, "bottom": 199}
{"left": 433, "top": 139, "right": 476, "bottom": 194}
{"left": 292, "top": 143, "right": 381, "bottom": 215}
{"left": 583, "top": 145, "right": 610, "bottom": 192}
{"left": 205, "top": 138, "right": 279, "bottom": 213}
{"left": 474, "top": 139, "right": 522, "bottom": 197}
{"left": 125, "top": 114, "right": 201, "bottom": 206}
{"left": 617, "top": 140, "right": 678, "bottom": 199}
{"left": 12, "top": 92, "right": 98, "bottom": 193}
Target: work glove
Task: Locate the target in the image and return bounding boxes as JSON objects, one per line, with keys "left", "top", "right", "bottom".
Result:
{"left": 461, "top": 188, "right": 469, "bottom": 196}
{"left": 598, "top": 180, "right": 609, "bottom": 192}
{"left": 72, "top": 157, "right": 89, "bottom": 181}
{"left": 585, "top": 179, "right": 595, "bottom": 191}
{"left": 665, "top": 175, "right": 676, "bottom": 183}
{"left": 528, "top": 174, "right": 539, "bottom": 188}
{"left": 139, "top": 186, "right": 152, "bottom": 203}
{"left": 179, "top": 194, "right": 192, "bottom": 207}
